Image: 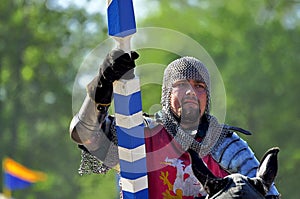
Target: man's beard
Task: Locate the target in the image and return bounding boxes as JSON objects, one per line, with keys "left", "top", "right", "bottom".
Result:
{"left": 181, "top": 105, "right": 200, "bottom": 123}
{"left": 179, "top": 98, "right": 201, "bottom": 128}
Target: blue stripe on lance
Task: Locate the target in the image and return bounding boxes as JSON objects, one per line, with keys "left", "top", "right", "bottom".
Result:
{"left": 107, "top": 0, "right": 136, "bottom": 37}
{"left": 116, "top": 125, "right": 145, "bottom": 148}
{"left": 107, "top": 0, "right": 149, "bottom": 198}
{"left": 114, "top": 92, "right": 143, "bottom": 115}
{"left": 119, "top": 158, "right": 147, "bottom": 179}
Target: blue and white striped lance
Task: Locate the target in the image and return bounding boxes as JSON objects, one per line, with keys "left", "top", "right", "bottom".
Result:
{"left": 107, "top": 1, "right": 149, "bottom": 198}
{"left": 113, "top": 78, "right": 149, "bottom": 199}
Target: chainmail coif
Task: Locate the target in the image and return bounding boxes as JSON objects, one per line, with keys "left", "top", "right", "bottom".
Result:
{"left": 161, "top": 56, "right": 224, "bottom": 157}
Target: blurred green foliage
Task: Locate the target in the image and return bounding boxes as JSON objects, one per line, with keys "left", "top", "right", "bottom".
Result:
{"left": 0, "top": 0, "right": 299, "bottom": 198}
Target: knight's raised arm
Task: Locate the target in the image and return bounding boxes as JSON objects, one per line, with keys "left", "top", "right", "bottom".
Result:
{"left": 69, "top": 49, "right": 139, "bottom": 157}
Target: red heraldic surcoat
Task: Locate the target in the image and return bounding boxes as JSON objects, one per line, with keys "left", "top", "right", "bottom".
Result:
{"left": 144, "top": 125, "right": 228, "bottom": 199}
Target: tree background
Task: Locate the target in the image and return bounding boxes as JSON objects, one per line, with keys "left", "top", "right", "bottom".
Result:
{"left": 0, "top": 0, "right": 299, "bottom": 198}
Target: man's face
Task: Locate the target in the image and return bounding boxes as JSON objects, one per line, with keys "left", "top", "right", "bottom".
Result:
{"left": 170, "top": 79, "right": 207, "bottom": 128}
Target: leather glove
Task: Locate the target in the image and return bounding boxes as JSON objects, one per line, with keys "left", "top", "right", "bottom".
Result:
{"left": 101, "top": 49, "right": 139, "bottom": 82}
{"left": 87, "top": 49, "right": 139, "bottom": 106}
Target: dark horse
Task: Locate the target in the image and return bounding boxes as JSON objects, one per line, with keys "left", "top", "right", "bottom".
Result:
{"left": 189, "top": 147, "right": 279, "bottom": 199}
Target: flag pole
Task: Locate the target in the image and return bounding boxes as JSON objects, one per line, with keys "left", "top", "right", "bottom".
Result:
{"left": 2, "top": 158, "right": 11, "bottom": 199}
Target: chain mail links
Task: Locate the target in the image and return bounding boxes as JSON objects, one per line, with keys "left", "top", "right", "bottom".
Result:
{"left": 78, "top": 117, "right": 119, "bottom": 175}
{"left": 199, "top": 115, "right": 225, "bottom": 157}
{"left": 78, "top": 149, "right": 110, "bottom": 175}
{"left": 172, "top": 115, "right": 225, "bottom": 158}
{"left": 161, "top": 56, "right": 219, "bottom": 157}
{"left": 173, "top": 127, "right": 199, "bottom": 152}
{"left": 162, "top": 57, "right": 211, "bottom": 115}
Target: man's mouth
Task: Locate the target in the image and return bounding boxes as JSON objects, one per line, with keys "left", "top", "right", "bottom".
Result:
{"left": 182, "top": 99, "right": 199, "bottom": 106}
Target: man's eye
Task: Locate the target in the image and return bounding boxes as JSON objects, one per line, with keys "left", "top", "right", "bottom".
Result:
{"left": 195, "top": 84, "right": 206, "bottom": 90}
{"left": 174, "top": 82, "right": 187, "bottom": 88}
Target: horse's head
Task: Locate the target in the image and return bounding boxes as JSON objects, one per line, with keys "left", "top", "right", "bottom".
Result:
{"left": 189, "top": 147, "right": 279, "bottom": 199}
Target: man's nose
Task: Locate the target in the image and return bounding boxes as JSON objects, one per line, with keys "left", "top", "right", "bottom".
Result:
{"left": 185, "top": 88, "right": 196, "bottom": 96}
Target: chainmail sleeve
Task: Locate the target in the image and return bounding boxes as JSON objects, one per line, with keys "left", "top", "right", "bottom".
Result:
{"left": 78, "top": 147, "right": 111, "bottom": 175}
{"left": 78, "top": 116, "right": 119, "bottom": 175}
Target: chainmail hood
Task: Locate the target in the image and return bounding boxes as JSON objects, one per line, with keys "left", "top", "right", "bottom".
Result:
{"left": 162, "top": 56, "right": 211, "bottom": 115}
{"left": 161, "top": 56, "right": 224, "bottom": 157}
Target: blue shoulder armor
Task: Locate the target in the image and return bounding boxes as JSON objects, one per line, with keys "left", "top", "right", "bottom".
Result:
{"left": 210, "top": 132, "right": 259, "bottom": 177}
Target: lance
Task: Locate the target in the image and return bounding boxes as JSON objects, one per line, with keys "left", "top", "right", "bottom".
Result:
{"left": 106, "top": 0, "right": 149, "bottom": 198}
